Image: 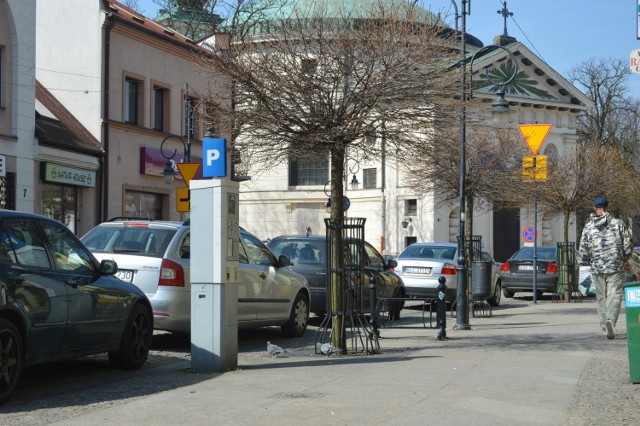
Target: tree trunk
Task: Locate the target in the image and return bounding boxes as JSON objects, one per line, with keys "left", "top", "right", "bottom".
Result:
{"left": 329, "top": 147, "right": 346, "bottom": 352}
{"left": 563, "top": 211, "right": 571, "bottom": 302}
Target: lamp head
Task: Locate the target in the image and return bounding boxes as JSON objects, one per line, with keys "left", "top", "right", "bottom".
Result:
{"left": 163, "top": 160, "right": 176, "bottom": 184}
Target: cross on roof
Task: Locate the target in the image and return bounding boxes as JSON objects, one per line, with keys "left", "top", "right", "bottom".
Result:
{"left": 497, "top": 1, "right": 513, "bottom": 36}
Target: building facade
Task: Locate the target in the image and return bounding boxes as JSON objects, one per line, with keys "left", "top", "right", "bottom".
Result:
{"left": 35, "top": 0, "right": 229, "bottom": 233}
{"left": 235, "top": 18, "right": 593, "bottom": 261}
{"left": 0, "top": 0, "right": 37, "bottom": 214}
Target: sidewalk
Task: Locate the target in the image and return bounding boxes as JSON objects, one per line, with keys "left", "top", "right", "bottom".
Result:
{"left": 53, "top": 297, "right": 635, "bottom": 426}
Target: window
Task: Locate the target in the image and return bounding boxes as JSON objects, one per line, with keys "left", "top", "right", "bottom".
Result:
{"left": 40, "top": 184, "right": 76, "bottom": 233}
{"left": 364, "top": 243, "right": 384, "bottom": 271}
{"left": 302, "top": 58, "right": 317, "bottom": 74}
{"left": 241, "top": 233, "right": 275, "bottom": 266}
{"left": 289, "top": 152, "right": 329, "bottom": 186}
{"left": 363, "top": 168, "right": 377, "bottom": 189}
{"left": 204, "top": 102, "right": 218, "bottom": 136}
{"left": 0, "top": 220, "right": 50, "bottom": 268}
{"left": 125, "top": 78, "right": 143, "bottom": 125}
{"left": 152, "top": 86, "right": 168, "bottom": 131}
{"left": 0, "top": 173, "right": 16, "bottom": 210}
{"left": 123, "top": 190, "right": 162, "bottom": 219}
{"left": 41, "top": 221, "right": 95, "bottom": 273}
{"left": 405, "top": 199, "right": 417, "bottom": 216}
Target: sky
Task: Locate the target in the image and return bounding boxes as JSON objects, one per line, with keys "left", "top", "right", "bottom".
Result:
{"left": 136, "top": 0, "right": 640, "bottom": 96}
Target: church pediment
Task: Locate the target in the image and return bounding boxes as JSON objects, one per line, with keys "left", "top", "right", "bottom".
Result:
{"left": 468, "top": 42, "right": 593, "bottom": 111}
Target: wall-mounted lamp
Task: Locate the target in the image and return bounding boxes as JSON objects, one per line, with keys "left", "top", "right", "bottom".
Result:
{"left": 401, "top": 217, "right": 412, "bottom": 229}
{"left": 159, "top": 134, "right": 190, "bottom": 185}
{"left": 325, "top": 198, "right": 332, "bottom": 213}
{"left": 350, "top": 174, "right": 359, "bottom": 190}
{"left": 162, "top": 160, "right": 177, "bottom": 184}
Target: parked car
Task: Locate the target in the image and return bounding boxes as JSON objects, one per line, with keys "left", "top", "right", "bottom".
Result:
{"left": 394, "top": 242, "right": 502, "bottom": 306}
{"left": 266, "top": 235, "right": 405, "bottom": 317}
{"left": 0, "top": 210, "right": 153, "bottom": 403}
{"left": 579, "top": 251, "right": 639, "bottom": 296}
{"left": 81, "top": 219, "right": 310, "bottom": 337}
{"left": 499, "top": 246, "right": 558, "bottom": 298}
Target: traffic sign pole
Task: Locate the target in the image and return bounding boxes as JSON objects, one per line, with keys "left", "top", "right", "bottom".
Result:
{"left": 533, "top": 187, "right": 538, "bottom": 304}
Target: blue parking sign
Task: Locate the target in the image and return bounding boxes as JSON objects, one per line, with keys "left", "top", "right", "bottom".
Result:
{"left": 202, "top": 138, "right": 227, "bottom": 177}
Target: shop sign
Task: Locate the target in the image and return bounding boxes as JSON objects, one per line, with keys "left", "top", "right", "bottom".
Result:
{"left": 40, "top": 162, "right": 96, "bottom": 188}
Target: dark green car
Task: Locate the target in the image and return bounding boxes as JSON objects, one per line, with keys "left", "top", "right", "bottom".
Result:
{"left": 267, "top": 235, "right": 405, "bottom": 317}
{"left": 0, "top": 210, "right": 153, "bottom": 404}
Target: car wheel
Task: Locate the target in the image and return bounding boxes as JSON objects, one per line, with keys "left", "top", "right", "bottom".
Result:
{"left": 0, "top": 319, "right": 23, "bottom": 404}
{"left": 109, "top": 303, "right": 152, "bottom": 370}
{"left": 503, "top": 287, "right": 515, "bottom": 298}
{"left": 488, "top": 281, "right": 502, "bottom": 307}
{"left": 282, "top": 293, "right": 309, "bottom": 338}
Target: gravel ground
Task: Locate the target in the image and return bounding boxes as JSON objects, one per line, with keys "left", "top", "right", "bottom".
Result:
{"left": 566, "top": 351, "right": 640, "bottom": 425}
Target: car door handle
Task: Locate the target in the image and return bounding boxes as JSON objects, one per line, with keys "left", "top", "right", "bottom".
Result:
{"left": 65, "top": 277, "right": 79, "bottom": 288}
{"left": 259, "top": 272, "right": 267, "bottom": 280}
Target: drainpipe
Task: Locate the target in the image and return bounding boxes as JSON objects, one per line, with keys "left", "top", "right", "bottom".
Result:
{"left": 101, "top": 1, "right": 113, "bottom": 223}
{"left": 380, "top": 121, "right": 386, "bottom": 254}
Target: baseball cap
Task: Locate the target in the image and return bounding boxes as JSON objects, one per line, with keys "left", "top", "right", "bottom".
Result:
{"left": 594, "top": 197, "right": 608, "bottom": 208}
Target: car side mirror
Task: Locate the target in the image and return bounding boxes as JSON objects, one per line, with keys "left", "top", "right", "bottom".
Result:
{"left": 386, "top": 259, "right": 397, "bottom": 269}
{"left": 278, "top": 255, "right": 291, "bottom": 267}
{"left": 100, "top": 259, "right": 118, "bottom": 275}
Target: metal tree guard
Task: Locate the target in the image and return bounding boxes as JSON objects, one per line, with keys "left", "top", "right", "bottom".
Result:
{"left": 314, "top": 217, "right": 379, "bottom": 355}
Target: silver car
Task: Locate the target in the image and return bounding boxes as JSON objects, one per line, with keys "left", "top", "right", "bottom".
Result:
{"left": 81, "top": 219, "right": 310, "bottom": 337}
{"left": 394, "top": 242, "right": 502, "bottom": 306}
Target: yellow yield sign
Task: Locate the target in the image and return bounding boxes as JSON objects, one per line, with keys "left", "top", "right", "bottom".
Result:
{"left": 177, "top": 163, "right": 200, "bottom": 187}
{"left": 519, "top": 124, "right": 552, "bottom": 156}
{"left": 522, "top": 155, "right": 547, "bottom": 181}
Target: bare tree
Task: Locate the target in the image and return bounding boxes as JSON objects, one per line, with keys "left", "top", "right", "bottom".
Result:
{"left": 151, "top": 0, "right": 222, "bottom": 39}
{"left": 534, "top": 140, "right": 640, "bottom": 300}
{"left": 196, "top": 0, "right": 460, "bottom": 350}
{"left": 121, "top": 0, "right": 142, "bottom": 11}
{"left": 404, "top": 122, "right": 526, "bottom": 255}
{"left": 568, "top": 58, "right": 640, "bottom": 156}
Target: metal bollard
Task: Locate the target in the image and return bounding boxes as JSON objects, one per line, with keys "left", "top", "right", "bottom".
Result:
{"left": 369, "top": 276, "right": 379, "bottom": 338}
{"left": 437, "top": 276, "right": 447, "bottom": 340}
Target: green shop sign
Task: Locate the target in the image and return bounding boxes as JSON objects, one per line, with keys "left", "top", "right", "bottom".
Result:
{"left": 40, "top": 162, "right": 96, "bottom": 188}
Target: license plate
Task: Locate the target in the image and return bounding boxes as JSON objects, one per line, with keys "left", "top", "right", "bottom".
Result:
{"left": 519, "top": 265, "right": 534, "bottom": 271}
{"left": 116, "top": 269, "right": 134, "bottom": 282}
{"left": 405, "top": 267, "right": 432, "bottom": 274}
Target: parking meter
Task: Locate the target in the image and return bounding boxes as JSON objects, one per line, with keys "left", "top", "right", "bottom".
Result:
{"left": 190, "top": 179, "right": 239, "bottom": 371}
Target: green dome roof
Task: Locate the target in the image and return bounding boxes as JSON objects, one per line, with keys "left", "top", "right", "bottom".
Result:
{"left": 224, "top": 0, "right": 448, "bottom": 34}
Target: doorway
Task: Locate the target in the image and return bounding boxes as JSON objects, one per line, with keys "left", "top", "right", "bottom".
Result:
{"left": 493, "top": 208, "right": 520, "bottom": 262}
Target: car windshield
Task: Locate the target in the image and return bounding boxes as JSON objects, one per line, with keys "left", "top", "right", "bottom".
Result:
{"left": 512, "top": 247, "right": 557, "bottom": 261}
{"left": 269, "top": 239, "right": 325, "bottom": 264}
{"left": 82, "top": 226, "right": 176, "bottom": 257}
{"left": 399, "top": 245, "right": 456, "bottom": 260}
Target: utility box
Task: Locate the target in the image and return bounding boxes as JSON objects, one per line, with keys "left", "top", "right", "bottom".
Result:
{"left": 472, "top": 260, "right": 492, "bottom": 299}
{"left": 624, "top": 282, "right": 640, "bottom": 383}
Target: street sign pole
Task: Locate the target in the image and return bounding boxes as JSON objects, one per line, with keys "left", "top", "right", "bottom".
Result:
{"left": 519, "top": 124, "right": 551, "bottom": 305}
{"left": 533, "top": 164, "right": 538, "bottom": 304}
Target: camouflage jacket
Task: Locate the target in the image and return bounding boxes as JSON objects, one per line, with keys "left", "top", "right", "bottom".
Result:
{"left": 578, "top": 212, "right": 632, "bottom": 274}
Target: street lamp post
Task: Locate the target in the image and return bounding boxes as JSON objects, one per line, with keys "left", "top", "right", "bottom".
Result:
{"left": 453, "top": 0, "right": 471, "bottom": 330}
{"left": 160, "top": 134, "right": 191, "bottom": 184}
{"left": 452, "top": 0, "right": 518, "bottom": 329}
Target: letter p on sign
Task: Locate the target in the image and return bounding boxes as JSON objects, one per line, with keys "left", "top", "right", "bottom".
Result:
{"left": 202, "top": 138, "right": 227, "bottom": 177}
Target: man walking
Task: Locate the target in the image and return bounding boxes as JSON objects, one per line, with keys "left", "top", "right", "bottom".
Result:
{"left": 579, "top": 197, "right": 633, "bottom": 339}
